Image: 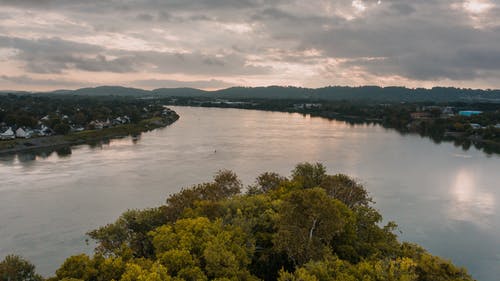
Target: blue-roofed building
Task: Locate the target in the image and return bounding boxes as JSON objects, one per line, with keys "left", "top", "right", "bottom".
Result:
{"left": 459, "top": 110, "right": 483, "bottom": 117}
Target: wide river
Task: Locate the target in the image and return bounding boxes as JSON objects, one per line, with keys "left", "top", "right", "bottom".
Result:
{"left": 1, "top": 106, "right": 499, "bottom": 280}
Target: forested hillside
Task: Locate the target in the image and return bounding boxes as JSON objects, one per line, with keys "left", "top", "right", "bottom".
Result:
{"left": 3, "top": 85, "right": 499, "bottom": 102}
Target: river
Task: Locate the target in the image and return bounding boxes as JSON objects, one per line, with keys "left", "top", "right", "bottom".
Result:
{"left": 1, "top": 106, "right": 499, "bottom": 280}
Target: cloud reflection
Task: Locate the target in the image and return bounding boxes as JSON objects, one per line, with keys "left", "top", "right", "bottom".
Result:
{"left": 448, "top": 169, "right": 495, "bottom": 227}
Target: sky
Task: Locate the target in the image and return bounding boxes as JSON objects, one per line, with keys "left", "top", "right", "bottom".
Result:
{"left": 0, "top": 0, "right": 499, "bottom": 91}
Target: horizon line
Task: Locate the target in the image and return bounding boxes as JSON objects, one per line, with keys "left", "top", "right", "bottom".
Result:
{"left": 2, "top": 84, "right": 500, "bottom": 93}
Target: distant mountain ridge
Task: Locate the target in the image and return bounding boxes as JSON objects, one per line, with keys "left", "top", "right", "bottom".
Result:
{"left": 2, "top": 85, "right": 500, "bottom": 102}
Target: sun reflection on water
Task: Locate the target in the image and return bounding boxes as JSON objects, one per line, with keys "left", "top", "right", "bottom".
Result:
{"left": 448, "top": 169, "right": 495, "bottom": 227}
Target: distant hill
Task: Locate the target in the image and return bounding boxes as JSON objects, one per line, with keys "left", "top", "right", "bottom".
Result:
{"left": 70, "top": 86, "right": 150, "bottom": 96}
{"left": 213, "top": 86, "right": 500, "bottom": 102}
{"left": 9, "top": 85, "right": 500, "bottom": 102}
{"left": 152, "top": 87, "right": 207, "bottom": 97}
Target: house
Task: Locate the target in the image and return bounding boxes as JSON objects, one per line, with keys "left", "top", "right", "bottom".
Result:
{"left": 0, "top": 127, "right": 15, "bottom": 140}
{"left": 103, "top": 119, "right": 111, "bottom": 128}
{"left": 410, "top": 112, "right": 432, "bottom": 119}
{"left": 442, "top": 106, "right": 454, "bottom": 115}
{"left": 112, "top": 116, "right": 129, "bottom": 125}
{"left": 38, "top": 125, "right": 54, "bottom": 136}
{"left": 459, "top": 111, "right": 482, "bottom": 117}
{"left": 469, "top": 123, "right": 482, "bottom": 130}
{"left": 70, "top": 125, "right": 85, "bottom": 132}
{"left": 16, "top": 127, "right": 32, "bottom": 138}
{"left": 161, "top": 109, "right": 173, "bottom": 116}
{"left": 89, "top": 121, "right": 103, "bottom": 130}
{"left": 421, "top": 105, "right": 442, "bottom": 111}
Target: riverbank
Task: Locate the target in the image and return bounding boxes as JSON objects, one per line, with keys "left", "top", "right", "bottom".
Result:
{"left": 165, "top": 100, "right": 500, "bottom": 155}
{"left": 0, "top": 113, "right": 179, "bottom": 155}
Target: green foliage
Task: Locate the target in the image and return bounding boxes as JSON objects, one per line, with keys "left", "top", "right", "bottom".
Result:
{"left": 274, "top": 188, "right": 351, "bottom": 265}
{"left": 278, "top": 254, "right": 419, "bottom": 281}
{"left": 55, "top": 254, "right": 96, "bottom": 280}
{"left": 120, "top": 262, "right": 171, "bottom": 281}
{"left": 255, "top": 172, "right": 287, "bottom": 193}
{"left": 150, "top": 217, "right": 256, "bottom": 280}
{"left": 320, "top": 174, "right": 372, "bottom": 208}
{"left": 88, "top": 207, "right": 165, "bottom": 257}
{"left": 43, "top": 162, "right": 474, "bottom": 281}
{"left": 88, "top": 170, "right": 242, "bottom": 258}
{"left": 399, "top": 243, "right": 472, "bottom": 281}
{"left": 0, "top": 255, "right": 43, "bottom": 281}
{"left": 54, "top": 123, "right": 71, "bottom": 135}
{"left": 164, "top": 170, "right": 242, "bottom": 222}
{"left": 291, "top": 163, "right": 326, "bottom": 189}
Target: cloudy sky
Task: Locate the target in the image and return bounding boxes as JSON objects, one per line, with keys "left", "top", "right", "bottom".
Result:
{"left": 0, "top": 0, "right": 499, "bottom": 91}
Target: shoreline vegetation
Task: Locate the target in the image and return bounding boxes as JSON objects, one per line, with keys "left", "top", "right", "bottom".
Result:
{"left": 164, "top": 98, "right": 500, "bottom": 155}
{"left": 0, "top": 163, "right": 475, "bottom": 281}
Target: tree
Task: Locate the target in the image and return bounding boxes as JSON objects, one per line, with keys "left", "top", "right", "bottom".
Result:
{"left": 73, "top": 112, "right": 87, "bottom": 126}
{"left": 274, "top": 188, "right": 351, "bottom": 265}
{"left": 332, "top": 206, "right": 400, "bottom": 263}
{"left": 291, "top": 163, "right": 326, "bottom": 189}
{"left": 88, "top": 208, "right": 165, "bottom": 257}
{"left": 150, "top": 217, "right": 257, "bottom": 280}
{"left": 320, "top": 174, "right": 372, "bottom": 208}
{"left": 55, "top": 254, "right": 97, "bottom": 281}
{"left": 213, "top": 170, "right": 242, "bottom": 197}
{"left": 0, "top": 255, "right": 42, "bottom": 281}
{"left": 163, "top": 170, "right": 242, "bottom": 222}
{"left": 79, "top": 165, "right": 476, "bottom": 281}
{"left": 15, "top": 115, "right": 38, "bottom": 128}
{"left": 54, "top": 123, "right": 71, "bottom": 135}
{"left": 255, "top": 172, "right": 287, "bottom": 193}
{"left": 400, "top": 243, "right": 473, "bottom": 281}
{"left": 278, "top": 254, "right": 419, "bottom": 281}
{"left": 120, "top": 262, "right": 171, "bottom": 281}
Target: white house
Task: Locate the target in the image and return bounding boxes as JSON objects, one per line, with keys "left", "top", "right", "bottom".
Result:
{"left": 16, "top": 128, "right": 32, "bottom": 138}
{"left": 38, "top": 125, "right": 53, "bottom": 136}
{"left": 0, "top": 128, "right": 15, "bottom": 140}
{"left": 89, "top": 121, "right": 104, "bottom": 130}
{"left": 470, "top": 123, "right": 482, "bottom": 130}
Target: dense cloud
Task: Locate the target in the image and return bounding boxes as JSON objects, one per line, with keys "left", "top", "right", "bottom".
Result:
{"left": 0, "top": 0, "right": 499, "bottom": 90}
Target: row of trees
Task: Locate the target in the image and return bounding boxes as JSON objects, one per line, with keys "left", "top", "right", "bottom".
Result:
{"left": 1, "top": 163, "right": 474, "bottom": 281}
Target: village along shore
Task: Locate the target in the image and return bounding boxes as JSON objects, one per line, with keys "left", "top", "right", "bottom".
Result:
{"left": 0, "top": 101, "right": 179, "bottom": 155}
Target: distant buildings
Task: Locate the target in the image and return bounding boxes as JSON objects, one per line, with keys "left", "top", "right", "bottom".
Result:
{"left": 410, "top": 112, "right": 432, "bottom": 119}
{"left": 411, "top": 106, "right": 457, "bottom": 119}
{"left": 459, "top": 111, "right": 482, "bottom": 117}
{"left": 293, "top": 103, "right": 322, "bottom": 110}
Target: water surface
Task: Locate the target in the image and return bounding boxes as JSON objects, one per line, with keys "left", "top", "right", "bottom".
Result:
{"left": 1, "top": 106, "right": 499, "bottom": 280}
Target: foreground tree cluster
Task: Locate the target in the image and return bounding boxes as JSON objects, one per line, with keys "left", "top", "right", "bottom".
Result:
{"left": 1, "top": 163, "right": 474, "bottom": 281}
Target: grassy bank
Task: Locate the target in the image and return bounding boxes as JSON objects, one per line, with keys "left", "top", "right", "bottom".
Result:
{"left": 63, "top": 116, "right": 177, "bottom": 143}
